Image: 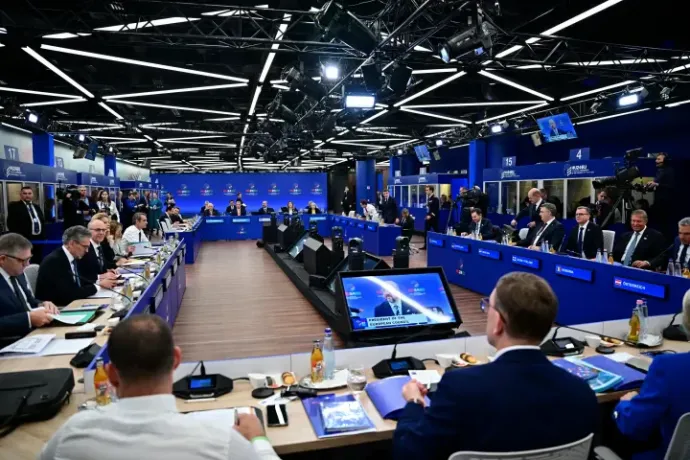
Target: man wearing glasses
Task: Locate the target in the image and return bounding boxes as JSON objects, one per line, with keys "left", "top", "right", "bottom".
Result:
{"left": 0, "top": 233, "right": 60, "bottom": 345}
{"left": 560, "top": 206, "right": 604, "bottom": 259}
{"left": 36, "top": 226, "right": 103, "bottom": 307}
{"left": 78, "top": 220, "right": 120, "bottom": 284}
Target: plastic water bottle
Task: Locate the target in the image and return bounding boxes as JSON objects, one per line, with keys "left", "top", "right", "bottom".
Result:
{"left": 323, "top": 328, "right": 335, "bottom": 380}
{"left": 675, "top": 262, "right": 683, "bottom": 277}
{"left": 639, "top": 299, "right": 649, "bottom": 339}
{"left": 667, "top": 259, "right": 675, "bottom": 276}
{"left": 596, "top": 250, "right": 603, "bottom": 263}
{"left": 602, "top": 249, "right": 609, "bottom": 263}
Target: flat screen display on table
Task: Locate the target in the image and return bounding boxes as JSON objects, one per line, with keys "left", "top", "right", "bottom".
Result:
{"left": 414, "top": 145, "right": 431, "bottom": 163}
{"left": 536, "top": 113, "right": 577, "bottom": 143}
{"left": 341, "top": 271, "right": 459, "bottom": 332}
{"left": 288, "top": 233, "right": 309, "bottom": 258}
{"left": 327, "top": 256, "right": 381, "bottom": 293}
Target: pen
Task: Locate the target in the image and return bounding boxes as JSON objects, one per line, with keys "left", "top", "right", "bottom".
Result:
{"left": 184, "top": 398, "right": 217, "bottom": 404}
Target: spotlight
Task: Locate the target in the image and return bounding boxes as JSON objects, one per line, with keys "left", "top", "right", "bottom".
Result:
{"left": 361, "top": 62, "right": 383, "bottom": 91}
{"left": 285, "top": 67, "right": 326, "bottom": 101}
{"left": 435, "top": 139, "right": 443, "bottom": 147}
{"left": 439, "top": 20, "right": 496, "bottom": 63}
{"left": 490, "top": 124, "right": 502, "bottom": 133}
{"left": 344, "top": 94, "right": 376, "bottom": 109}
{"left": 660, "top": 86, "right": 672, "bottom": 100}
{"left": 387, "top": 65, "right": 412, "bottom": 95}
{"left": 267, "top": 98, "right": 298, "bottom": 123}
{"left": 397, "top": 148, "right": 403, "bottom": 155}
{"left": 618, "top": 94, "right": 639, "bottom": 107}
{"left": 323, "top": 64, "right": 340, "bottom": 81}
{"left": 590, "top": 100, "right": 603, "bottom": 114}
{"left": 108, "top": 146, "right": 114, "bottom": 153}
{"left": 26, "top": 112, "right": 39, "bottom": 124}
{"left": 77, "top": 134, "right": 86, "bottom": 142}
{"left": 316, "top": 1, "right": 377, "bottom": 55}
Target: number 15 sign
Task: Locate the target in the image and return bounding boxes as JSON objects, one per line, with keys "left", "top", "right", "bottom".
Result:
{"left": 502, "top": 156, "right": 516, "bottom": 168}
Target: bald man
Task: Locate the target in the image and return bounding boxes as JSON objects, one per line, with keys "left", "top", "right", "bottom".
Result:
{"left": 511, "top": 188, "right": 544, "bottom": 229}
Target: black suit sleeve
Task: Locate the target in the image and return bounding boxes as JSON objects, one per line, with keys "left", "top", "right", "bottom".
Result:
{"left": 650, "top": 243, "right": 674, "bottom": 270}
{"left": 514, "top": 205, "right": 532, "bottom": 222}
{"left": 36, "top": 253, "right": 98, "bottom": 307}
{"left": 0, "top": 312, "right": 30, "bottom": 338}
{"left": 548, "top": 224, "right": 566, "bottom": 249}
{"left": 6, "top": 202, "right": 23, "bottom": 235}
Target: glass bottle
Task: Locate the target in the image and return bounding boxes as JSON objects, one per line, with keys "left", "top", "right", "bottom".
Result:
{"left": 310, "top": 340, "right": 324, "bottom": 383}
{"left": 94, "top": 358, "right": 112, "bottom": 406}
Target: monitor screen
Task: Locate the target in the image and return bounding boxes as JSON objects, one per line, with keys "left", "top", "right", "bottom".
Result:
{"left": 414, "top": 145, "right": 431, "bottom": 163}
{"left": 287, "top": 233, "right": 308, "bottom": 258}
{"left": 85, "top": 142, "right": 98, "bottom": 161}
{"left": 341, "top": 272, "right": 458, "bottom": 331}
{"left": 327, "top": 256, "right": 380, "bottom": 293}
{"left": 536, "top": 113, "right": 577, "bottom": 143}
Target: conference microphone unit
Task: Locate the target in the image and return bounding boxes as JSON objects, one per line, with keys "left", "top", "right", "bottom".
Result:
{"left": 117, "top": 266, "right": 150, "bottom": 284}
{"left": 173, "top": 360, "right": 234, "bottom": 400}
{"left": 372, "top": 327, "right": 430, "bottom": 379}
{"left": 74, "top": 274, "right": 134, "bottom": 319}
{"left": 662, "top": 311, "right": 689, "bottom": 342}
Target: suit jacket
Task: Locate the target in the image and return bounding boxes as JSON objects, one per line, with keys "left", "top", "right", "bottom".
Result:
{"left": 467, "top": 218, "right": 493, "bottom": 240}
{"left": 203, "top": 209, "right": 220, "bottom": 217}
{"left": 612, "top": 228, "right": 665, "bottom": 266}
{"left": 101, "top": 240, "right": 117, "bottom": 269}
{"left": 426, "top": 195, "right": 440, "bottom": 220}
{"left": 305, "top": 207, "right": 321, "bottom": 215}
{"left": 374, "top": 301, "right": 416, "bottom": 318}
{"left": 380, "top": 198, "right": 398, "bottom": 224}
{"left": 170, "top": 214, "right": 184, "bottom": 224}
{"left": 518, "top": 220, "right": 565, "bottom": 248}
{"left": 0, "top": 273, "right": 39, "bottom": 341}
{"left": 228, "top": 206, "right": 246, "bottom": 216}
{"left": 257, "top": 207, "right": 275, "bottom": 215}
{"left": 615, "top": 353, "right": 690, "bottom": 460}
{"left": 393, "top": 349, "right": 599, "bottom": 460}
{"left": 77, "top": 244, "right": 109, "bottom": 283}
{"left": 341, "top": 192, "right": 353, "bottom": 214}
{"left": 36, "top": 248, "right": 97, "bottom": 307}
{"left": 62, "top": 197, "right": 90, "bottom": 229}
{"left": 226, "top": 205, "right": 237, "bottom": 214}
{"left": 561, "top": 222, "right": 604, "bottom": 259}
{"left": 515, "top": 200, "right": 544, "bottom": 226}
{"left": 7, "top": 201, "right": 46, "bottom": 239}
{"left": 649, "top": 236, "right": 687, "bottom": 270}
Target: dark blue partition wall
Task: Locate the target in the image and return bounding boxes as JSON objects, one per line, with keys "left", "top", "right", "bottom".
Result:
{"left": 151, "top": 173, "right": 328, "bottom": 214}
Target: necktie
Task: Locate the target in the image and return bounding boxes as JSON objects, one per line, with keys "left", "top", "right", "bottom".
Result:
{"left": 534, "top": 223, "right": 548, "bottom": 245}
{"left": 97, "top": 246, "right": 104, "bottom": 271}
{"left": 679, "top": 244, "right": 689, "bottom": 266}
{"left": 393, "top": 305, "right": 399, "bottom": 316}
{"left": 623, "top": 232, "right": 640, "bottom": 266}
{"left": 9, "top": 276, "right": 30, "bottom": 311}
{"left": 577, "top": 227, "right": 585, "bottom": 253}
{"left": 27, "top": 203, "right": 40, "bottom": 235}
{"left": 138, "top": 231, "right": 142, "bottom": 242}
{"left": 72, "top": 260, "right": 81, "bottom": 287}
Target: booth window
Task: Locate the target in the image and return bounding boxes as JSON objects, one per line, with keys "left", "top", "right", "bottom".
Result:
{"left": 542, "top": 180, "right": 565, "bottom": 217}
{"left": 43, "top": 184, "right": 57, "bottom": 223}
{"left": 501, "top": 182, "right": 518, "bottom": 215}
{"left": 485, "top": 182, "right": 499, "bottom": 214}
{"left": 0, "top": 186, "right": 5, "bottom": 233}
{"left": 566, "top": 178, "right": 595, "bottom": 218}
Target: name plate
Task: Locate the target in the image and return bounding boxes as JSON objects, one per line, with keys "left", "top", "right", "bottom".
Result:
{"left": 258, "top": 217, "right": 271, "bottom": 222}
{"left": 555, "top": 264, "right": 593, "bottom": 282}
{"left": 205, "top": 219, "right": 224, "bottom": 224}
{"left": 154, "top": 286, "right": 164, "bottom": 309}
{"left": 231, "top": 218, "right": 250, "bottom": 223}
{"left": 310, "top": 216, "right": 326, "bottom": 221}
{"left": 429, "top": 238, "right": 445, "bottom": 248}
{"left": 348, "top": 220, "right": 356, "bottom": 227}
{"left": 357, "top": 222, "right": 365, "bottom": 229}
{"left": 614, "top": 276, "right": 666, "bottom": 299}
{"left": 511, "top": 255, "right": 540, "bottom": 270}
{"left": 163, "top": 271, "right": 172, "bottom": 290}
{"left": 478, "top": 248, "right": 500, "bottom": 260}
{"left": 451, "top": 243, "right": 469, "bottom": 252}
{"left": 366, "top": 224, "right": 378, "bottom": 232}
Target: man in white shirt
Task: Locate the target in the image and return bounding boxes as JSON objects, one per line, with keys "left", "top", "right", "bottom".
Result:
{"left": 40, "top": 315, "right": 281, "bottom": 460}
{"left": 0, "top": 233, "right": 59, "bottom": 344}
{"left": 360, "top": 199, "right": 379, "bottom": 221}
{"left": 122, "top": 212, "right": 149, "bottom": 245}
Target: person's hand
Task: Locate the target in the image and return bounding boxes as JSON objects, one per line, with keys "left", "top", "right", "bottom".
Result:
{"left": 402, "top": 380, "right": 427, "bottom": 406}
{"left": 98, "top": 278, "right": 118, "bottom": 289}
{"left": 100, "top": 271, "right": 119, "bottom": 280}
{"left": 395, "top": 218, "right": 400, "bottom": 224}
{"left": 528, "top": 245, "right": 541, "bottom": 251}
{"left": 29, "top": 309, "right": 53, "bottom": 327}
{"left": 632, "top": 260, "right": 650, "bottom": 269}
{"left": 461, "top": 232, "right": 468, "bottom": 236}
{"left": 425, "top": 215, "right": 431, "bottom": 221}
{"left": 127, "top": 245, "right": 136, "bottom": 254}
{"left": 39, "top": 301, "right": 60, "bottom": 315}
{"left": 527, "top": 221, "right": 536, "bottom": 228}
{"left": 234, "top": 413, "right": 265, "bottom": 441}
{"left": 620, "top": 391, "right": 638, "bottom": 401}
{"left": 116, "top": 258, "right": 129, "bottom": 266}
{"left": 647, "top": 181, "right": 658, "bottom": 188}
{"left": 510, "top": 219, "right": 517, "bottom": 227}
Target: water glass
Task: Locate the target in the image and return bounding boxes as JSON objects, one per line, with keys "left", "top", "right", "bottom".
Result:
{"left": 347, "top": 366, "right": 367, "bottom": 396}
{"left": 480, "top": 297, "right": 489, "bottom": 313}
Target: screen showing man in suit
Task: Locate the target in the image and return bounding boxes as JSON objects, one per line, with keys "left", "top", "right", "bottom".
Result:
{"left": 613, "top": 210, "right": 665, "bottom": 268}
{"left": 561, "top": 206, "right": 603, "bottom": 259}
{"left": 393, "top": 273, "right": 599, "bottom": 459}
{"left": 342, "top": 274, "right": 457, "bottom": 331}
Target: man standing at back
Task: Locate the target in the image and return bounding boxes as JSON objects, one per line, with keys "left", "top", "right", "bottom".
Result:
{"left": 40, "top": 315, "right": 281, "bottom": 460}
{"left": 6, "top": 186, "right": 45, "bottom": 262}
{"left": 393, "top": 272, "right": 599, "bottom": 459}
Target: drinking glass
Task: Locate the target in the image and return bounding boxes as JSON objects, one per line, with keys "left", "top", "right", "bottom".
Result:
{"left": 480, "top": 297, "right": 490, "bottom": 313}
{"left": 347, "top": 366, "right": 367, "bottom": 397}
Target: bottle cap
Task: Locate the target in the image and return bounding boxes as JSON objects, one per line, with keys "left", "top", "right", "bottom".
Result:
{"left": 325, "top": 328, "right": 332, "bottom": 334}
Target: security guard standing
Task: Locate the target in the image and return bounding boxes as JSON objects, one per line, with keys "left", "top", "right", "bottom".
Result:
{"left": 422, "top": 185, "right": 439, "bottom": 250}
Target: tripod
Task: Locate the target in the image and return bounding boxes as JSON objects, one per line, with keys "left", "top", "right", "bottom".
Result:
{"left": 600, "top": 187, "right": 634, "bottom": 229}
{"left": 445, "top": 200, "right": 461, "bottom": 232}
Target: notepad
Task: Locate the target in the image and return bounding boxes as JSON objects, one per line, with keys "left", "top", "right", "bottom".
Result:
{"left": 0, "top": 334, "right": 55, "bottom": 354}
{"left": 49, "top": 311, "right": 96, "bottom": 325}
{"left": 60, "top": 303, "right": 108, "bottom": 313}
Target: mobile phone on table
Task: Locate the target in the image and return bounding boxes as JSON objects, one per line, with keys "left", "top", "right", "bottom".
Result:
{"left": 266, "top": 404, "right": 288, "bottom": 427}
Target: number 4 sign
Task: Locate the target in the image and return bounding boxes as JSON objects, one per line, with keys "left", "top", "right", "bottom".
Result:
{"left": 569, "top": 147, "right": 590, "bottom": 161}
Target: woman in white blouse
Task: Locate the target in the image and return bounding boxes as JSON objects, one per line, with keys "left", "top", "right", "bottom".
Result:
{"left": 96, "top": 190, "right": 120, "bottom": 223}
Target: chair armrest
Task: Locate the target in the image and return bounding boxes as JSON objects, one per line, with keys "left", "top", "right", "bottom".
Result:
{"left": 593, "top": 446, "right": 623, "bottom": 460}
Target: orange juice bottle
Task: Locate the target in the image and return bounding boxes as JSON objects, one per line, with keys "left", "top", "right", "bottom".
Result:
{"left": 94, "top": 358, "right": 111, "bottom": 406}
{"left": 310, "top": 340, "right": 324, "bottom": 383}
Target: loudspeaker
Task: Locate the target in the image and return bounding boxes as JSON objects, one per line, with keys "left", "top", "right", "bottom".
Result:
{"left": 303, "top": 237, "right": 332, "bottom": 277}
{"left": 278, "top": 224, "right": 299, "bottom": 249}
{"left": 262, "top": 220, "right": 277, "bottom": 244}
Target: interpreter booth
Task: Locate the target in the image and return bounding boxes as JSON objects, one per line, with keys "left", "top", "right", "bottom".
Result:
{"left": 120, "top": 180, "right": 158, "bottom": 199}
{"left": 77, "top": 172, "right": 121, "bottom": 205}
{"left": 482, "top": 157, "right": 657, "bottom": 232}
{"left": 41, "top": 166, "right": 78, "bottom": 235}
{"left": 390, "top": 173, "right": 468, "bottom": 232}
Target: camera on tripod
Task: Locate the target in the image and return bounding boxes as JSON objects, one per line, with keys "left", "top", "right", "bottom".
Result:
{"left": 456, "top": 188, "right": 481, "bottom": 208}
{"left": 592, "top": 148, "right": 644, "bottom": 191}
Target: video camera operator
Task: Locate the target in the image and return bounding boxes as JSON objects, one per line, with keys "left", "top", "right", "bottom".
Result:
{"left": 647, "top": 152, "right": 676, "bottom": 241}
{"left": 455, "top": 187, "right": 481, "bottom": 232}
{"left": 593, "top": 187, "right": 621, "bottom": 230}
{"left": 62, "top": 186, "right": 91, "bottom": 229}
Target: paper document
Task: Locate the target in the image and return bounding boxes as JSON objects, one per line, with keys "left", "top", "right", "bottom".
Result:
{"left": 49, "top": 311, "right": 95, "bottom": 325}
{"left": 88, "top": 287, "right": 118, "bottom": 299}
{"left": 408, "top": 370, "right": 442, "bottom": 386}
{"left": 122, "top": 260, "right": 147, "bottom": 267}
{"left": 40, "top": 338, "right": 93, "bottom": 356}
{"left": 186, "top": 408, "right": 254, "bottom": 425}
{"left": 608, "top": 352, "right": 636, "bottom": 363}
{"left": 1, "top": 334, "right": 55, "bottom": 354}
{"left": 61, "top": 303, "right": 107, "bottom": 312}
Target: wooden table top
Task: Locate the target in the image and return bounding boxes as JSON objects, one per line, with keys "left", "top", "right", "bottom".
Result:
{"left": 2, "top": 331, "right": 687, "bottom": 459}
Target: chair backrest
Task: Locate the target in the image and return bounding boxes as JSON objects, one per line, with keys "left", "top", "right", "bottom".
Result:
{"left": 519, "top": 228, "right": 529, "bottom": 240}
{"left": 602, "top": 230, "right": 615, "bottom": 253}
{"left": 448, "top": 433, "right": 593, "bottom": 460}
{"left": 24, "top": 264, "right": 40, "bottom": 293}
{"left": 665, "top": 412, "right": 690, "bottom": 460}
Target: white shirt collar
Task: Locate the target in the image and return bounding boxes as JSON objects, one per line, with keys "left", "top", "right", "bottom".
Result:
{"left": 62, "top": 245, "right": 75, "bottom": 264}
{"left": 91, "top": 239, "right": 100, "bottom": 250}
{"left": 535, "top": 199, "right": 542, "bottom": 208}
{"left": 0, "top": 267, "right": 12, "bottom": 284}
{"left": 114, "top": 394, "right": 178, "bottom": 414}
{"left": 543, "top": 217, "right": 555, "bottom": 226}
{"left": 579, "top": 221, "right": 589, "bottom": 230}
{"left": 634, "top": 226, "right": 647, "bottom": 236}
{"left": 494, "top": 345, "right": 541, "bottom": 360}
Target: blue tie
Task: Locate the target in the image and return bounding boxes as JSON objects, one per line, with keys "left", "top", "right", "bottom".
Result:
{"left": 623, "top": 232, "right": 640, "bottom": 266}
{"left": 577, "top": 227, "right": 584, "bottom": 254}
{"left": 72, "top": 260, "right": 81, "bottom": 287}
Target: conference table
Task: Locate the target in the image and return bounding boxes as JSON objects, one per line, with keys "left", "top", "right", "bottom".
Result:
{"left": 199, "top": 213, "right": 332, "bottom": 242}
{"left": 165, "top": 219, "right": 202, "bottom": 264}
{"left": 331, "top": 215, "right": 402, "bottom": 256}
{"left": 427, "top": 232, "right": 690, "bottom": 325}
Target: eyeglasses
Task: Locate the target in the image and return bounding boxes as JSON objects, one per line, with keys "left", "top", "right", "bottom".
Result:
{"left": 1, "top": 254, "right": 32, "bottom": 264}
{"left": 575, "top": 213, "right": 588, "bottom": 216}
{"left": 92, "top": 228, "right": 107, "bottom": 233}
{"left": 74, "top": 242, "right": 91, "bottom": 250}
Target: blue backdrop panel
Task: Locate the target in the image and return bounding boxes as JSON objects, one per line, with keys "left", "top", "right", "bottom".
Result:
{"left": 152, "top": 173, "right": 327, "bottom": 214}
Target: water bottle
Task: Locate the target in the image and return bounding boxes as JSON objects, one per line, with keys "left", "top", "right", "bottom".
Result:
{"left": 323, "top": 328, "right": 335, "bottom": 380}
{"left": 639, "top": 299, "right": 649, "bottom": 339}
{"left": 596, "top": 250, "right": 603, "bottom": 263}
{"left": 667, "top": 259, "right": 675, "bottom": 276}
{"left": 602, "top": 249, "right": 609, "bottom": 264}
{"left": 675, "top": 261, "right": 682, "bottom": 277}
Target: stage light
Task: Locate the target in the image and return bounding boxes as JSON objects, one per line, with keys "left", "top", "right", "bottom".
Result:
{"left": 435, "top": 139, "right": 443, "bottom": 146}
{"left": 439, "top": 22, "right": 496, "bottom": 63}
{"left": 323, "top": 64, "right": 339, "bottom": 80}
{"left": 361, "top": 62, "right": 382, "bottom": 91}
{"left": 397, "top": 148, "right": 403, "bottom": 154}
{"left": 618, "top": 93, "right": 639, "bottom": 107}
{"left": 345, "top": 94, "right": 376, "bottom": 108}
{"left": 387, "top": 65, "right": 412, "bottom": 95}
{"left": 285, "top": 67, "right": 326, "bottom": 101}
{"left": 316, "top": 1, "right": 377, "bottom": 55}
{"left": 78, "top": 134, "right": 86, "bottom": 142}
{"left": 490, "top": 124, "right": 503, "bottom": 133}
{"left": 26, "top": 112, "right": 39, "bottom": 124}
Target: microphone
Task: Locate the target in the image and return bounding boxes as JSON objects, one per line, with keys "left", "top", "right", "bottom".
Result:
{"left": 662, "top": 312, "right": 688, "bottom": 342}
{"left": 643, "top": 242, "right": 675, "bottom": 269}
{"left": 391, "top": 326, "right": 433, "bottom": 360}
{"left": 372, "top": 326, "right": 431, "bottom": 378}
{"left": 117, "top": 265, "right": 150, "bottom": 284}
{"left": 75, "top": 273, "right": 133, "bottom": 307}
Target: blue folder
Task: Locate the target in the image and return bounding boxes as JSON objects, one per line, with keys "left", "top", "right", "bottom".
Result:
{"left": 582, "top": 355, "right": 646, "bottom": 391}
{"left": 301, "top": 393, "right": 375, "bottom": 439}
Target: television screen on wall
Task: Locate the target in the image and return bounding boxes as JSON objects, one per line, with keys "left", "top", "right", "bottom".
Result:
{"left": 414, "top": 145, "right": 431, "bottom": 163}
{"left": 536, "top": 113, "right": 577, "bottom": 143}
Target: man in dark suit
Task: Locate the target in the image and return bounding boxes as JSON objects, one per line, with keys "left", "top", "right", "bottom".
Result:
{"left": 474, "top": 186, "right": 489, "bottom": 216}
{"left": 36, "top": 226, "right": 117, "bottom": 307}
{"left": 78, "top": 219, "right": 119, "bottom": 283}
{"left": 394, "top": 272, "right": 599, "bottom": 459}
{"left": 0, "top": 233, "right": 60, "bottom": 345}
{"left": 257, "top": 201, "right": 275, "bottom": 215}
{"left": 373, "top": 282, "right": 417, "bottom": 317}
{"left": 561, "top": 206, "right": 604, "bottom": 259}
{"left": 170, "top": 207, "right": 185, "bottom": 225}
{"left": 464, "top": 208, "right": 493, "bottom": 240}
{"left": 225, "top": 200, "right": 237, "bottom": 215}
{"left": 422, "top": 185, "right": 440, "bottom": 250}
{"left": 397, "top": 209, "right": 415, "bottom": 240}
{"left": 511, "top": 188, "right": 544, "bottom": 229}
{"left": 517, "top": 202, "right": 565, "bottom": 250}
{"left": 7, "top": 186, "right": 46, "bottom": 263}
{"left": 341, "top": 186, "right": 353, "bottom": 215}
{"left": 613, "top": 210, "right": 665, "bottom": 268}
{"left": 379, "top": 190, "right": 398, "bottom": 224}
{"left": 200, "top": 201, "right": 210, "bottom": 215}
{"left": 62, "top": 186, "right": 92, "bottom": 229}
{"left": 639, "top": 216, "right": 690, "bottom": 271}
